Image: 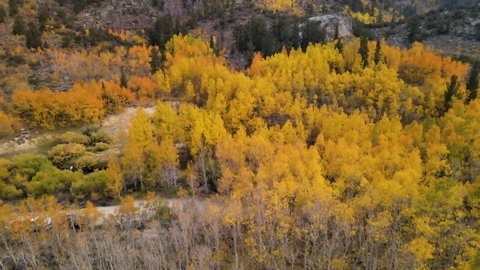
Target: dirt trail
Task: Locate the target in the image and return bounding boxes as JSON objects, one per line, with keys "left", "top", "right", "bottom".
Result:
{"left": 10, "top": 197, "right": 213, "bottom": 228}
{"left": 0, "top": 130, "right": 57, "bottom": 157}
{"left": 0, "top": 106, "right": 155, "bottom": 156}
{"left": 94, "top": 197, "right": 209, "bottom": 218}
{"left": 101, "top": 106, "right": 155, "bottom": 136}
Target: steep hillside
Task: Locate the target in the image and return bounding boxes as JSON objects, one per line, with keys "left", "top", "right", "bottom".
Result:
{"left": 61, "top": 0, "right": 480, "bottom": 61}
{"left": 372, "top": 5, "right": 480, "bottom": 60}
{"left": 0, "top": 0, "right": 478, "bottom": 136}
{"left": 391, "top": 0, "right": 479, "bottom": 15}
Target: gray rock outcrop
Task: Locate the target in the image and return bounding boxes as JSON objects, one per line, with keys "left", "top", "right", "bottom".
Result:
{"left": 305, "top": 12, "right": 353, "bottom": 42}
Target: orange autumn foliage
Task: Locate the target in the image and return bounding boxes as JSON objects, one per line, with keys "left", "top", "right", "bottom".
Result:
{"left": 13, "top": 87, "right": 105, "bottom": 129}
{"left": 128, "top": 76, "right": 159, "bottom": 104}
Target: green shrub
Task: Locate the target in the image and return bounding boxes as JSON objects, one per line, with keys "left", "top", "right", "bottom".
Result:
{"left": 59, "top": 131, "right": 89, "bottom": 144}
{"left": 11, "top": 154, "right": 53, "bottom": 180}
{"left": 89, "top": 131, "right": 112, "bottom": 145}
{"left": 155, "top": 203, "right": 172, "bottom": 222}
{"left": 81, "top": 125, "right": 101, "bottom": 136}
{"left": 71, "top": 170, "right": 108, "bottom": 200}
{"left": 27, "top": 168, "right": 83, "bottom": 197}
{"left": 75, "top": 155, "right": 98, "bottom": 173}
{"left": 90, "top": 142, "right": 109, "bottom": 152}
{"left": 6, "top": 54, "right": 26, "bottom": 67}
{"left": 48, "top": 143, "right": 86, "bottom": 168}
{"left": 0, "top": 158, "right": 22, "bottom": 200}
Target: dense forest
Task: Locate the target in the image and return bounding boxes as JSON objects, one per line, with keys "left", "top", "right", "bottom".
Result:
{"left": 0, "top": 0, "right": 479, "bottom": 269}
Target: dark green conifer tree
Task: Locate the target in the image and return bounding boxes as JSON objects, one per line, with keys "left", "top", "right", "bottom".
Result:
{"left": 441, "top": 75, "right": 459, "bottom": 116}
{"left": 120, "top": 70, "right": 128, "bottom": 89}
{"left": 12, "top": 15, "right": 25, "bottom": 35}
{"left": 8, "top": 0, "right": 18, "bottom": 16}
{"left": 359, "top": 36, "right": 369, "bottom": 68}
{"left": 466, "top": 62, "right": 479, "bottom": 103}
{"left": 374, "top": 39, "right": 382, "bottom": 65}
{"left": 0, "top": 6, "right": 6, "bottom": 23}
{"left": 26, "top": 22, "right": 42, "bottom": 49}
{"left": 150, "top": 46, "right": 162, "bottom": 74}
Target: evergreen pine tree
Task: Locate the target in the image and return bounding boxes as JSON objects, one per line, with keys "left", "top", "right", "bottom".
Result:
{"left": 152, "top": 0, "right": 164, "bottom": 10}
{"left": 8, "top": 0, "right": 18, "bottom": 16}
{"left": 335, "top": 39, "right": 344, "bottom": 53}
{"left": 38, "top": 6, "right": 49, "bottom": 31}
{"left": 25, "top": 22, "right": 42, "bottom": 49}
{"left": 301, "top": 20, "right": 326, "bottom": 51}
{"left": 210, "top": 35, "right": 222, "bottom": 56}
{"left": 150, "top": 46, "right": 162, "bottom": 74}
{"left": 120, "top": 70, "right": 128, "bottom": 89}
{"left": 334, "top": 23, "right": 340, "bottom": 40}
{"left": 12, "top": 15, "right": 25, "bottom": 35}
{"left": 408, "top": 16, "right": 421, "bottom": 44}
{"left": 0, "top": 6, "right": 6, "bottom": 23}
{"left": 475, "top": 24, "right": 480, "bottom": 41}
{"left": 148, "top": 15, "right": 176, "bottom": 50}
{"left": 466, "top": 62, "right": 479, "bottom": 103}
{"left": 374, "top": 39, "right": 382, "bottom": 65}
{"left": 359, "top": 36, "right": 369, "bottom": 68}
{"left": 441, "top": 75, "right": 459, "bottom": 116}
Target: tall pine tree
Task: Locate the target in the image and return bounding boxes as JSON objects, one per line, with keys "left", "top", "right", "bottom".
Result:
{"left": 359, "top": 36, "right": 369, "bottom": 68}
{"left": 466, "top": 61, "right": 479, "bottom": 103}
{"left": 8, "top": 0, "right": 18, "bottom": 16}
{"left": 441, "top": 75, "right": 459, "bottom": 116}
{"left": 120, "top": 69, "right": 128, "bottom": 89}
{"left": 334, "top": 22, "right": 340, "bottom": 40}
{"left": 38, "top": 6, "right": 49, "bottom": 31}
{"left": 335, "top": 39, "right": 344, "bottom": 53}
{"left": 374, "top": 39, "right": 382, "bottom": 65}
{"left": 408, "top": 16, "right": 421, "bottom": 44}
{"left": 12, "top": 15, "right": 25, "bottom": 35}
{"left": 150, "top": 46, "right": 162, "bottom": 74}
{"left": 26, "top": 22, "right": 42, "bottom": 49}
{"left": 0, "top": 6, "right": 6, "bottom": 23}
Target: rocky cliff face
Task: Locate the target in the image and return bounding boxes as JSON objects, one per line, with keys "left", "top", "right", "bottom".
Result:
{"left": 306, "top": 13, "right": 353, "bottom": 42}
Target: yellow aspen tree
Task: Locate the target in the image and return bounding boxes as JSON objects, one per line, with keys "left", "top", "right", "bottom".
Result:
{"left": 152, "top": 101, "right": 181, "bottom": 141}
{"left": 122, "top": 108, "right": 154, "bottom": 190}
{"left": 81, "top": 201, "right": 102, "bottom": 228}
{"left": 106, "top": 156, "right": 123, "bottom": 198}
{"left": 158, "top": 138, "right": 179, "bottom": 188}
